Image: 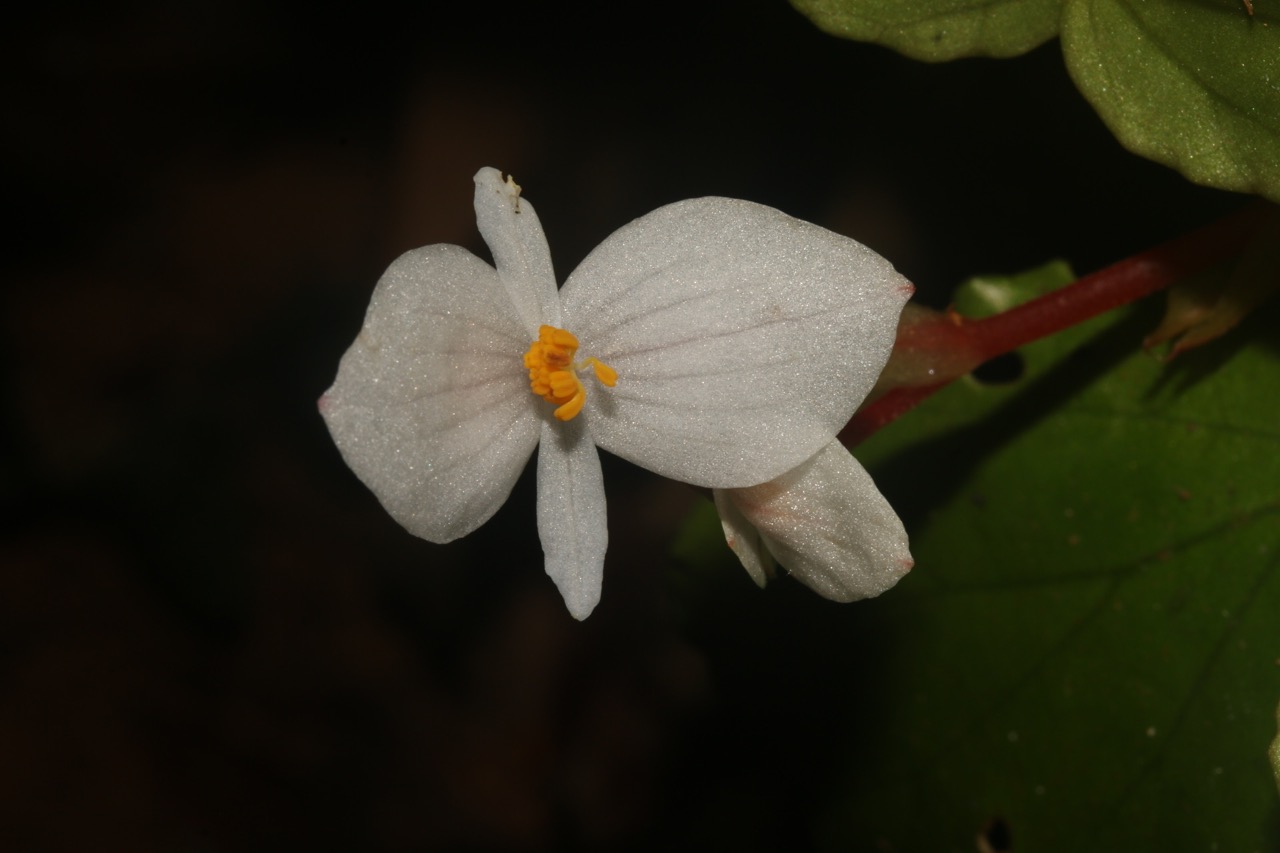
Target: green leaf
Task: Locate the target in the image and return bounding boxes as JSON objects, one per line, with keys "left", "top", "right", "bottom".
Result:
{"left": 790, "top": 0, "right": 1063, "bottom": 60}
{"left": 676, "top": 261, "right": 1280, "bottom": 849}
{"left": 1061, "top": 0, "right": 1280, "bottom": 202}
{"left": 808, "top": 264, "right": 1280, "bottom": 850}
{"left": 953, "top": 259, "right": 1076, "bottom": 317}
{"left": 792, "top": 0, "right": 1280, "bottom": 199}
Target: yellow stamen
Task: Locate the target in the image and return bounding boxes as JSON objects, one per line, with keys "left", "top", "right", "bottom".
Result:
{"left": 586, "top": 357, "right": 617, "bottom": 387}
{"left": 523, "top": 324, "right": 617, "bottom": 421}
{"left": 554, "top": 387, "right": 586, "bottom": 421}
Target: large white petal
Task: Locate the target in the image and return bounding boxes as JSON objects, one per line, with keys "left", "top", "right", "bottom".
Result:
{"left": 473, "top": 167, "right": 561, "bottom": 335}
{"left": 560, "top": 197, "right": 911, "bottom": 488}
{"left": 536, "top": 418, "right": 608, "bottom": 620}
{"left": 321, "top": 244, "right": 540, "bottom": 543}
{"left": 721, "top": 441, "right": 912, "bottom": 601}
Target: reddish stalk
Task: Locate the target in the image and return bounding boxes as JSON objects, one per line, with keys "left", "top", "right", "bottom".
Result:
{"left": 842, "top": 204, "right": 1269, "bottom": 447}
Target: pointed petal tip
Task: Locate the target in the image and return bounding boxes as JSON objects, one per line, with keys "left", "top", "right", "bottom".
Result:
{"left": 551, "top": 564, "right": 602, "bottom": 620}
{"left": 564, "top": 596, "right": 598, "bottom": 621}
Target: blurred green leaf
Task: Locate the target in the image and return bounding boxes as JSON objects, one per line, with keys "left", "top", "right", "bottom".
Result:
{"left": 1062, "top": 0, "right": 1280, "bottom": 203}
{"left": 790, "top": 0, "right": 1063, "bottom": 60}
{"left": 807, "top": 264, "right": 1280, "bottom": 850}
{"left": 953, "top": 259, "right": 1075, "bottom": 317}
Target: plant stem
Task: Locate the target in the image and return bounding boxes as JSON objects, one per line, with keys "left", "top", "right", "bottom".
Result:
{"left": 842, "top": 204, "right": 1269, "bottom": 447}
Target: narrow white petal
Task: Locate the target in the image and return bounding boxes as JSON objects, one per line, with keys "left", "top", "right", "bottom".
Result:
{"left": 560, "top": 197, "right": 911, "bottom": 488}
{"left": 723, "top": 441, "right": 912, "bottom": 602}
{"left": 536, "top": 418, "right": 608, "bottom": 620}
{"left": 473, "top": 167, "right": 561, "bottom": 335}
{"left": 712, "top": 489, "right": 775, "bottom": 589}
{"left": 321, "top": 245, "right": 540, "bottom": 543}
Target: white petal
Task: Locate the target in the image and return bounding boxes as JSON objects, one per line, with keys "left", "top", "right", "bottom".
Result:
{"left": 536, "top": 418, "right": 609, "bottom": 620}
{"left": 712, "top": 489, "right": 776, "bottom": 589}
{"left": 473, "top": 167, "right": 561, "bottom": 335}
{"left": 560, "top": 197, "right": 910, "bottom": 488}
{"left": 722, "top": 441, "right": 912, "bottom": 602}
{"left": 321, "top": 244, "right": 540, "bottom": 543}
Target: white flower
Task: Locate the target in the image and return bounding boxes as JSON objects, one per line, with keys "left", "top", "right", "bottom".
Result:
{"left": 319, "top": 167, "right": 911, "bottom": 619}
{"left": 714, "top": 440, "right": 913, "bottom": 602}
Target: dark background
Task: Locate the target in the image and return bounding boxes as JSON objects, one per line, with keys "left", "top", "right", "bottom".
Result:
{"left": 1, "top": 1, "right": 1244, "bottom": 850}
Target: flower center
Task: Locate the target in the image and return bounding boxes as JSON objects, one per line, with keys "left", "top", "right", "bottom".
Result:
{"left": 523, "top": 324, "right": 617, "bottom": 421}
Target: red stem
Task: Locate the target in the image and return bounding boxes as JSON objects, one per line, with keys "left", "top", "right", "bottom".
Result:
{"left": 842, "top": 204, "right": 1268, "bottom": 447}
